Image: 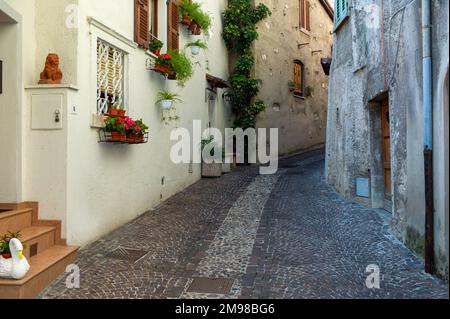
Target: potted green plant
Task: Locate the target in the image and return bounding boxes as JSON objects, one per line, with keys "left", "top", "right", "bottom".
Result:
{"left": 168, "top": 50, "right": 193, "bottom": 87}
{"left": 108, "top": 103, "right": 119, "bottom": 116}
{"left": 186, "top": 40, "right": 208, "bottom": 56}
{"left": 126, "top": 119, "right": 149, "bottom": 143}
{"left": 179, "top": 0, "right": 211, "bottom": 36}
{"left": 190, "top": 9, "right": 212, "bottom": 36}
{"left": 153, "top": 53, "right": 174, "bottom": 76}
{"left": 201, "top": 136, "right": 223, "bottom": 178}
{"left": 156, "top": 91, "right": 182, "bottom": 110}
{"left": 149, "top": 37, "right": 163, "bottom": 55}
{"left": 0, "top": 231, "right": 22, "bottom": 259}
{"left": 180, "top": 0, "right": 200, "bottom": 26}
{"left": 104, "top": 116, "right": 127, "bottom": 142}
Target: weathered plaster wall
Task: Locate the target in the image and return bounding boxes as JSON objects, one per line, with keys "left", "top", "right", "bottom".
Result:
{"left": 254, "top": 0, "right": 333, "bottom": 155}
{"left": 326, "top": 0, "right": 449, "bottom": 280}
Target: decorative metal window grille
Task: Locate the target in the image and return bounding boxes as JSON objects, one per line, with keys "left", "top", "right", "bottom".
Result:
{"left": 97, "top": 39, "right": 125, "bottom": 114}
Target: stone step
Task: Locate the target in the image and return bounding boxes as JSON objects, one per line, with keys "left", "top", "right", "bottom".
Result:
{"left": 21, "top": 226, "right": 56, "bottom": 259}
{"left": 0, "top": 245, "right": 79, "bottom": 299}
{"left": 0, "top": 209, "right": 34, "bottom": 234}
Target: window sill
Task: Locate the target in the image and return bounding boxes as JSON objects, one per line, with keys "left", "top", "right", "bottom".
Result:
{"left": 145, "top": 50, "right": 158, "bottom": 59}
{"left": 293, "top": 94, "right": 305, "bottom": 100}
{"left": 300, "top": 28, "right": 311, "bottom": 36}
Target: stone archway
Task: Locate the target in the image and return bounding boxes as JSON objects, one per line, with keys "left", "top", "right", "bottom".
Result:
{"left": 0, "top": 1, "right": 22, "bottom": 203}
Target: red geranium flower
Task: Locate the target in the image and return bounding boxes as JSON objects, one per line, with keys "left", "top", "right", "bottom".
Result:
{"left": 162, "top": 54, "right": 171, "bottom": 60}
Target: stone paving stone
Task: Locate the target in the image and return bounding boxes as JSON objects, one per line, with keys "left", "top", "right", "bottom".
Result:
{"left": 39, "top": 149, "right": 449, "bottom": 299}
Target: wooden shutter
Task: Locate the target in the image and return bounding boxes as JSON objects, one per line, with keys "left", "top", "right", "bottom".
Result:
{"left": 294, "top": 62, "right": 303, "bottom": 96}
{"left": 305, "top": 0, "right": 310, "bottom": 31}
{"left": 167, "top": 0, "right": 180, "bottom": 51}
{"left": 335, "top": 0, "right": 348, "bottom": 26}
{"left": 135, "top": 0, "right": 149, "bottom": 48}
{"left": 300, "top": 0, "right": 305, "bottom": 29}
{"left": 300, "top": 0, "right": 310, "bottom": 31}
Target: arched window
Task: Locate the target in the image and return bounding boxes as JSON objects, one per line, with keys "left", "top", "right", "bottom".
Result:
{"left": 293, "top": 60, "right": 304, "bottom": 97}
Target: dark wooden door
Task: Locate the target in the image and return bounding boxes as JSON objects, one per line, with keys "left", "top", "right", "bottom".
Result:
{"left": 381, "top": 101, "right": 392, "bottom": 195}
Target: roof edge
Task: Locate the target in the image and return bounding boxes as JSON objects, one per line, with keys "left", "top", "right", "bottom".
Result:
{"left": 319, "top": 0, "right": 334, "bottom": 21}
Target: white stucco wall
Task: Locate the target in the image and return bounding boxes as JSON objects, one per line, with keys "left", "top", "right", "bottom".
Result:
{"left": 2, "top": 0, "right": 231, "bottom": 247}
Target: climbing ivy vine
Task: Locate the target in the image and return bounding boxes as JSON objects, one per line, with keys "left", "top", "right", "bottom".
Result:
{"left": 223, "top": 0, "right": 271, "bottom": 129}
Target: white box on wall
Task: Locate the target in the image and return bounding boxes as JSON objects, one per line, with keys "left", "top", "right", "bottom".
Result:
{"left": 31, "top": 94, "right": 64, "bottom": 130}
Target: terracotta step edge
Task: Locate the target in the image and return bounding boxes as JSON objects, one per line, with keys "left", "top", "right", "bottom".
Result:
{"left": 0, "top": 208, "right": 34, "bottom": 221}
{"left": 0, "top": 245, "right": 79, "bottom": 286}
{"left": 21, "top": 226, "right": 56, "bottom": 243}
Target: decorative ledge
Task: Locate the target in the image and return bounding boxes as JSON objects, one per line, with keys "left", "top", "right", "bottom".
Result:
{"left": 25, "top": 84, "right": 79, "bottom": 91}
{"left": 206, "top": 74, "right": 230, "bottom": 89}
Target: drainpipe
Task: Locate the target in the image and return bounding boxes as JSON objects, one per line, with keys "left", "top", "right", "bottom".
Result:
{"left": 422, "top": 0, "right": 434, "bottom": 274}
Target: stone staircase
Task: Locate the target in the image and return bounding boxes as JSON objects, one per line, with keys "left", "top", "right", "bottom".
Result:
{"left": 0, "top": 202, "right": 78, "bottom": 299}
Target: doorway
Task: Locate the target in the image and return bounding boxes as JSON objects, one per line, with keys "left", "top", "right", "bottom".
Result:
{"left": 381, "top": 101, "right": 392, "bottom": 197}
{"left": 0, "top": 2, "right": 22, "bottom": 203}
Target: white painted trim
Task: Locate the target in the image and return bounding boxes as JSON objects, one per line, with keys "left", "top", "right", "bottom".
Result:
{"left": 25, "top": 84, "right": 79, "bottom": 91}
{"left": 87, "top": 16, "right": 138, "bottom": 49}
{"left": 0, "top": 0, "right": 22, "bottom": 23}
{"left": 88, "top": 25, "right": 132, "bottom": 117}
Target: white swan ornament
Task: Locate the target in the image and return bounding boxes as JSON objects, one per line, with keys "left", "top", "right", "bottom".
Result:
{"left": 0, "top": 238, "right": 30, "bottom": 280}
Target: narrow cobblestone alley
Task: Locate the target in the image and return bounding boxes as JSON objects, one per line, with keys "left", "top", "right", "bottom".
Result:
{"left": 39, "top": 150, "right": 449, "bottom": 299}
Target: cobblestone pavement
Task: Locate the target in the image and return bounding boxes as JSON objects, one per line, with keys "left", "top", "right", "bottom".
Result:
{"left": 39, "top": 149, "right": 449, "bottom": 299}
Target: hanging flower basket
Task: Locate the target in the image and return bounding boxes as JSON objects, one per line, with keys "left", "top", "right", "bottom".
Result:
{"left": 110, "top": 131, "right": 127, "bottom": 142}
{"left": 127, "top": 133, "right": 145, "bottom": 143}
{"left": 153, "top": 63, "right": 171, "bottom": 75}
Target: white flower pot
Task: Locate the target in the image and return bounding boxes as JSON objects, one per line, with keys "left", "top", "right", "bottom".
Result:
{"left": 160, "top": 99, "right": 173, "bottom": 110}
{"left": 190, "top": 45, "right": 201, "bottom": 56}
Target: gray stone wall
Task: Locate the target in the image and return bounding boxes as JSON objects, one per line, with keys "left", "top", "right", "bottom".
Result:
{"left": 254, "top": 0, "right": 334, "bottom": 155}
{"left": 326, "top": 0, "right": 449, "bottom": 280}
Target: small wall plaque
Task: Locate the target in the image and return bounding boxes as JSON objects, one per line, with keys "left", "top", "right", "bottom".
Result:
{"left": 356, "top": 177, "right": 370, "bottom": 198}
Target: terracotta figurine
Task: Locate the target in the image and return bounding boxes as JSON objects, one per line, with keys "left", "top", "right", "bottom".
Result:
{"left": 39, "top": 53, "right": 63, "bottom": 84}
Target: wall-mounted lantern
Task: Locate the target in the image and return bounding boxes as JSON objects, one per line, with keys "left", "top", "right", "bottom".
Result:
{"left": 321, "top": 58, "right": 332, "bottom": 76}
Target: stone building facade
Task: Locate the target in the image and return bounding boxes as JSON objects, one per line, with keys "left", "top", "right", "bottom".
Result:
{"left": 254, "top": 0, "right": 334, "bottom": 155}
{"left": 326, "top": 0, "right": 449, "bottom": 280}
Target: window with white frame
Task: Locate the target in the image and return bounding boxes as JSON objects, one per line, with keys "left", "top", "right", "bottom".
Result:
{"left": 334, "top": 0, "right": 348, "bottom": 29}
{"left": 97, "top": 39, "right": 126, "bottom": 114}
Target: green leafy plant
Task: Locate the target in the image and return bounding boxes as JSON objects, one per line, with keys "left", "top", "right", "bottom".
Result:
{"left": 149, "top": 37, "right": 163, "bottom": 53}
{"left": 167, "top": 50, "right": 194, "bottom": 87}
{"left": 201, "top": 136, "right": 221, "bottom": 158}
{"left": 156, "top": 91, "right": 182, "bottom": 104}
{"left": 185, "top": 40, "right": 208, "bottom": 50}
{"left": 179, "top": 0, "right": 200, "bottom": 18}
{"left": 223, "top": 0, "right": 271, "bottom": 129}
{"left": 104, "top": 117, "right": 126, "bottom": 133}
{"left": 191, "top": 9, "right": 212, "bottom": 35}
{"left": 0, "top": 231, "right": 22, "bottom": 255}
{"left": 155, "top": 53, "right": 172, "bottom": 66}
{"left": 130, "top": 119, "right": 149, "bottom": 136}
{"left": 179, "top": 0, "right": 212, "bottom": 35}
